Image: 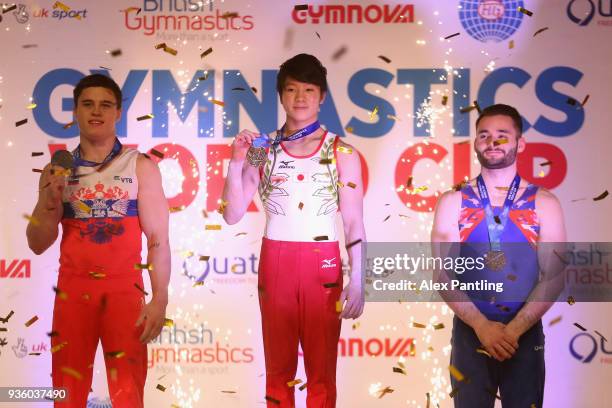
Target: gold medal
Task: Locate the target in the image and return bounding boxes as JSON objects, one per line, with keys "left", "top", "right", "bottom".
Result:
{"left": 485, "top": 250, "right": 506, "bottom": 271}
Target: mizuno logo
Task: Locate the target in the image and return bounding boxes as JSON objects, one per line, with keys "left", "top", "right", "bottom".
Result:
{"left": 322, "top": 257, "right": 337, "bottom": 268}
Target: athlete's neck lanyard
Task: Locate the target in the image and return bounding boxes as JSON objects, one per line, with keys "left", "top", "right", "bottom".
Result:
{"left": 476, "top": 174, "right": 521, "bottom": 252}
{"left": 273, "top": 120, "right": 320, "bottom": 145}
{"left": 72, "top": 138, "right": 123, "bottom": 167}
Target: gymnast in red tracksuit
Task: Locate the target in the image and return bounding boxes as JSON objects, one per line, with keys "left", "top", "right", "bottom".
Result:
{"left": 26, "top": 74, "right": 170, "bottom": 407}
{"left": 221, "top": 54, "right": 367, "bottom": 408}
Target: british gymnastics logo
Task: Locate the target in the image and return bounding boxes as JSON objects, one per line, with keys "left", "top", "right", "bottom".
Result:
{"left": 458, "top": 0, "right": 525, "bottom": 42}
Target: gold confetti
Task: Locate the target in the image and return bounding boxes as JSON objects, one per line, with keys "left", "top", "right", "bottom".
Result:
{"left": 105, "top": 351, "right": 125, "bottom": 359}
{"left": 476, "top": 347, "right": 492, "bottom": 358}
{"left": 509, "top": 40, "right": 515, "bottom": 49}
{"left": 136, "top": 114, "right": 154, "bottom": 121}
{"left": 53, "top": 286, "right": 68, "bottom": 300}
{"left": 387, "top": 114, "right": 400, "bottom": 121}
{"left": 412, "top": 322, "right": 426, "bottom": 329}
{"left": 23, "top": 213, "right": 40, "bottom": 226}
{"left": 518, "top": 6, "right": 533, "bottom": 16}
{"left": 369, "top": 106, "right": 379, "bottom": 122}
{"left": 134, "top": 263, "right": 153, "bottom": 271}
{"left": 169, "top": 205, "right": 185, "bottom": 213}
{"left": 393, "top": 366, "right": 406, "bottom": 375}
{"left": 331, "top": 45, "right": 348, "bottom": 61}
{"left": 567, "top": 295, "right": 576, "bottom": 305}
{"left": 347, "top": 182, "right": 357, "bottom": 189}
{"left": 352, "top": 322, "right": 360, "bottom": 330}
{"left": 156, "top": 384, "right": 166, "bottom": 392}
{"left": 25, "top": 315, "right": 39, "bottom": 327}
{"left": 335, "top": 300, "right": 342, "bottom": 313}
{"left": 581, "top": 94, "right": 590, "bottom": 106}
{"left": 220, "top": 12, "right": 239, "bottom": 19}
{"left": 211, "top": 99, "right": 225, "bottom": 107}
{"left": 540, "top": 160, "right": 552, "bottom": 166}
{"left": 60, "top": 366, "right": 82, "bottom": 380}
{"left": 314, "top": 235, "right": 329, "bottom": 241}
{"left": 548, "top": 316, "right": 562, "bottom": 326}
{"left": 346, "top": 239, "right": 362, "bottom": 250}
{"left": 298, "top": 202, "right": 304, "bottom": 210}
{"left": 449, "top": 365, "right": 465, "bottom": 382}
{"left": 63, "top": 121, "right": 75, "bottom": 129}
{"left": 493, "top": 139, "right": 509, "bottom": 146}
{"left": 199, "top": 255, "right": 210, "bottom": 262}
{"left": 221, "top": 390, "right": 237, "bottom": 394}
{"left": 109, "top": 367, "right": 118, "bottom": 381}
{"left": 378, "top": 55, "right": 391, "bottom": 64}
{"left": 344, "top": 126, "right": 354, "bottom": 133}
{"left": 29, "top": 352, "right": 42, "bottom": 356}
{"left": 299, "top": 383, "right": 308, "bottom": 391}
{"left": 150, "top": 149, "right": 164, "bottom": 159}
{"left": 26, "top": 103, "right": 37, "bottom": 110}
{"left": 287, "top": 379, "right": 302, "bottom": 387}
{"left": 134, "top": 283, "right": 149, "bottom": 296}
{"left": 163, "top": 46, "right": 178, "bottom": 56}
{"left": 336, "top": 146, "right": 352, "bottom": 154}
{"left": 164, "top": 318, "right": 174, "bottom": 327}
{"left": 593, "top": 190, "right": 609, "bottom": 201}
{"left": 449, "top": 387, "right": 459, "bottom": 398}
{"left": 200, "top": 47, "right": 213, "bottom": 58}
{"left": 378, "top": 386, "right": 394, "bottom": 399}
{"left": 444, "top": 32, "right": 461, "bottom": 40}
{"left": 89, "top": 271, "right": 106, "bottom": 279}
{"left": 533, "top": 27, "right": 549, "bottom": 37}
{"left": 294, "top": 4, "right": 308, "bottom": 11}
{"left": 15, "top": 118, "right": 28, "bottom": 127}
{"left": 442, "top": 95, "right": 448, "bottom": 105}
{"left": 51, "top": 341, "right": 68, "bottom": 353}
{"left": 53, "top": 1, "right": 70, "bottom": 12}
{"left": 205, "top": 224, "right": 222, "bottom": 230}
{"left": 574, "top": 322, "right": 587, "bottom": 331}
{"left": 265, "top": 395, "right": 281, "bottom": 405}
{"left": 433, "top": 323, "right": 445, "bottom": 330}
{"left": 110, "top": 49, "right": 122, "bottom": 57}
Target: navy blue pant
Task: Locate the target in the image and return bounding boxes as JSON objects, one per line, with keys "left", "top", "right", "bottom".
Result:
{"left": 450, "top": 316, "right": 545, "bottom": 408}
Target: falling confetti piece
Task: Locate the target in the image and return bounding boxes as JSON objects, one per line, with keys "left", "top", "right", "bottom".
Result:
{"left": 169, "top": 206, "right": 185, "bottom": 213}
{"left": 221, "top": 390, "right": 237, "bottom": 394}
{"left": 352, "top": 322, "right": 360, "bottom": 330}
{"left": 319, "top": 158, "right": 334, "bottom": 165}
{"left": 134, "top": 263, "right": 153, "bottom": 271}
{"left": 442, "top": 95, "right": 448, "bottom": 105}
{"left": 548, "top": 316, "right": 562, "bottom": 326}
{"left": 494, "top": 215, "right": 501, "bottom": 224}
{"left": 134, "top": 283, "right": 149, "bottom": 296}
{"left": 393, "top": 367, "right": 406, "bottom": 375}
{"left": 89, "top": 271, "right": 106, "bottom": 279}
{"left": 433, "top": 323, "right": 445, "bottom": 330}
{"left": 493, "top": 139, "right": 509, "bottom": 146}
{"left": 567, "top": 97, "right": 577, "bottom": 106}
{"left": 199, "top": 255, "right": 210, "bottom": 262}
{"left": 574, "top": 323, "right": 587, "bottom": 331}
{"left": 346, "top": 239, "right": 362, "bottom": 250}
{"left": 444, "top": 32, "right": 460, "bottom": 40}
{"left": 51, "top": 341, "right": 68, "bottom": 353}
{"left": 387, "top": 114, "right": 400, "bottom": 121}
{"left": 378, "top": 386, "right": 394, "bottom": 399}
{"left": 156, "top": 384, "right": 166, "bottom": 392}
{"left": 61, "top": 366, "right": 82, "bottom": 380}
{"left": 369, "top": 106, "right": 379, "bottom": 122}
{"left": 595, "top": 330, "right": 607, "bottom": 342}
{"left": 287, "top": 379, "right": 302, "bottom": 387}
{"left": 110, "top": 49, "right": 122, "bottom": 57}
{"left": 3, "top": 4, "right": 17, "bottom": 12}
{"left": 412, "top": 322, "right": 426, "bottom": 329}
{"left": 336, "top": 146, "right": 353, "bottom": 154}
{"left": 533, "top": 27, "right": 549, "bottom": 37}
{"left": 593, "top": 190, "right": 609, "bottom": 201}
{"left": 198, "top": 73, "right": 210, "bottom": 81}
{"left": 509, "top": 40, "right": 515, "bottom": 49}
{"left": 294, "top": 4, "right": 308, "bottom": 11}
{"left": 460, "top": 104, "right": 477, "bottom": 113}
{"left": 53, "top": 286, "right": 68, "bottom": 300}
{"left": 474, "top": 100, "right": 482, "bottom": 113}
{"left": 265, "top": 395, "right": 281, "bottom": 405}
{"left": 25, "top": 316, "right": 39, "bottom": 327}
{"left": 496, "top": 304, "right": 511, "bottom": 313}
{"left": 581, "top": 94, "right": 590, "bottom": 106}
{"left": 29, "top": 352, "right": 42, "bottom": 356}
{"left": 299, "top": 383, "right": 308, "bottom": 391}
{"left": 540, "top": 160, "right": 552, "bottom": 166}
{"left": 331, "top": 45, "right": 347, "bottom": 61}
{"left": 23, "top": 214, "right": 40, "bottom": 226}
{"left": 314, "top": 235, "right": 329, "bottom": 241}
{"left": 323, "top": 282, "right": 339, "bottom": 288}
{"left": 200, "top": 47, "right": 213, "bottom": 58}
{"left": 164, "top": 318, "right": 174, "bottom": 327}
{"left": 383, "top": 215, "right": 391, "bottom": 222}
{"left": 63, "top": 121, "right": 75, "bottom": 129}
{"left": 136, "top": 114, "right": 154, "bottom": 121}
{"left": 335, "top": 300, "right": 342, "bottom": 313}
{"left": 507, "top": 274, "right": 517, "bottom": 281}
{"left": 105, "top": 351, "right": 125, "bottom": 359}
{"left": 205, "top": 224, "right": 222, "bottom": 230}
{"left": 449, "top": 365, "right": 465, "bottom": 382}
{"left": 231, "top": 87, "right": 246, "bottom": 91}
{"left": 518, "top": 6, "right": 533, "bottom": 16}
{"left": 345, "top": 126, "right": 354, "bottom": 133}
{"left": 347, "top": 182, "right": 357, "bottom": 189}
{"left": 450, "top": 387, "right": 459, "bottom": 398}
{"left": 16, "top": 118, "right": 28, "bottom": 127}
{"left": 163, "top": 46, "right": 178, "bottom": 55}
{"left": 476, "top": 347, "right": 492, "bottom": 358}
{"left": 211, "top": 99, "right": 225, "bottom": 107}
{"left": 150, "top": 149, "right": 164, "bottom": 159}
{"left": 378, "top": 55, "right": 391, "bottom": 63}
{"left": 26, "top": 103, "right": 37, "bottom": 110}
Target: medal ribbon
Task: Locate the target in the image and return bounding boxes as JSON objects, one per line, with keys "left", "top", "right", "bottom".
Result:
{"left": 72, "top": 137, "right": 123, "bottom": 167}
{"left": 254, "top": 120, "right": 321, "bottom": 148}
{"left": 476, "top": 174, "right": 521, "bottom": 252}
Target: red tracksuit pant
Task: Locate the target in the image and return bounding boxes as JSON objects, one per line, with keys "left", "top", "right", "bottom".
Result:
{"left": 258, "top": 238, "right": 343, "bottom": 408}
{"left": 51, "top": 273, "right": 147, "bottom": 407}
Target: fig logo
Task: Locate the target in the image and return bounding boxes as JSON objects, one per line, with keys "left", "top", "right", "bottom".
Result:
{"left": 567, "top": 0, "right": 596, "bottom": 26}
{"left": 568, "top": 332, "right": 612, "bottom": 363}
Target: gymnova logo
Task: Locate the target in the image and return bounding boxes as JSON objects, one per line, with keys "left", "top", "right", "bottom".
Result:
{"left": 569, "top": 332, "right": 612, "bottom": 363}
{"left": 567, "top": 0, "right": 596, "bottom": 26}
{"left": 86, "top": 397, "right": 112, "bottom": 408}
{"left": 458, "top": 0, "right": 525, "bottom": 42}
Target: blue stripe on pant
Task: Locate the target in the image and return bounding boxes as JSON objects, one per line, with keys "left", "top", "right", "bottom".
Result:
{"left": 450, "top": 316, "right": 545, "bottom": 408}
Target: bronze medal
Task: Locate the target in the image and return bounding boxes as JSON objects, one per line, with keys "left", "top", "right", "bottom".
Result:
{"left": 246, "top": 146, "right": 268, "bottom": 167}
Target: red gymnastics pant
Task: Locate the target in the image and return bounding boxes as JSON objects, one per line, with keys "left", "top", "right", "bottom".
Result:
{"left": 51, "top": 272, "right": 147, "bottom": 408}
{"left": 258, "top": 238, "right": 343, "bottom": 408}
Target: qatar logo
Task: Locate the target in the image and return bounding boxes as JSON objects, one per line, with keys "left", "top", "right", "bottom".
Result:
{"left": 567, "top": 0, "right": 596, "bottom": 26}
{"left": 459, "top": 0, "right": 525, "bottom": 42}
{"left": 569, "top": 332, "right": 612, "bottom": 363}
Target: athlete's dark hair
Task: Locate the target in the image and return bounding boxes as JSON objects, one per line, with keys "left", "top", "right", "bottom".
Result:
{"left": 475, "top": 104, "right": 523, "bottom": 136}
{"left": 73, "top": 74, "right": 122, "bottom": 109}
{"left": 276, "top": 54, "right": 328, "bottom": 97}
